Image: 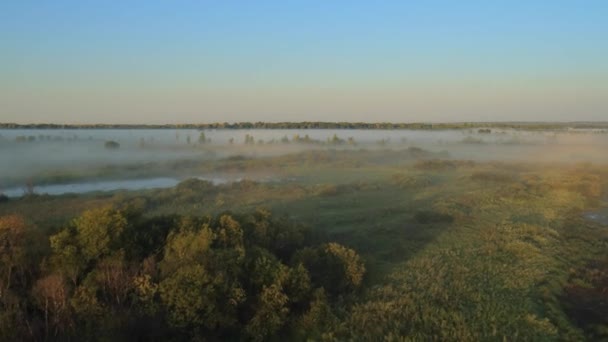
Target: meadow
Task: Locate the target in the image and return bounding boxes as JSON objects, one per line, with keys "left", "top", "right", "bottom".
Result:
{"left": 0, "top": 127, "right": 607, "bottom": 340}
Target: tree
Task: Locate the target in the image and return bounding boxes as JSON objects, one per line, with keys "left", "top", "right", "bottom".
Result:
{"left": 283, "top": 263, "right": 311, "bottom": 304}
{"left": 159, "top": 264, "right": 214, "bottom": 329}
{"left": 331, "top": 134, "right": 342, "bottom": 145}
{"left": 49, "top": 207, "right": 128, "bottom": 285}
{"left": 295, "top": 243, "right": 365, "bottom": 294}
{"left": 159, "top": 222, "right": 245, "bottom": 333}
{"left": 73, "top": 207, "right": 128, "bottom": 263}
{"left": 324, "top": 243, "right": 365, "bottom": 288}
{"left": 104, "top": 141, "right": 120, "bottom": 150}
{"left": 216, "top": 215, "right": 244, "bottom": 252}
{"left": 94, "top": 251, "right": 132, "bottom": 306}
{"left": 0, "top": 216, "right": 33, "bottom": 341}
{"left": 132, "top": 272, "right": 159, "bottom": 316}
{"left": 0, "top": 215, "right": 27, "bottom": 293}
{"left": 160, "top": 225, "right": 214, "bottom": 275}
{"left": 198, "top": 132, "right": 207, "bottom": 144}
{"left": 32, "top": 274, "right": 73, "bottom": 338}
{"left": 295, "top": 288, "right": 336, "bottom": 337}
{"left": 246, "top": 283, "right": 289, "bottom": 341}
{"left": 246, "top": 248, "right": 288, "bottom": 291}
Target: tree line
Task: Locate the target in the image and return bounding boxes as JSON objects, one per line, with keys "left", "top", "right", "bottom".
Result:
{"left": 2, "top": 121, "right": 606, "bottom": 130}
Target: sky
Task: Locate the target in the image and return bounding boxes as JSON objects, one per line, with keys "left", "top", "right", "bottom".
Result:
{"left": 1, "top": 1, "right": 607, "bottom": 124}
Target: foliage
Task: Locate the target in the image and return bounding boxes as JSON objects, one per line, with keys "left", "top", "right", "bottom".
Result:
{"left": 103, "top": 140, "right": 120, "bottom": 150}
{"left": 0, "top": 206, "right": 365, "bottom": 340}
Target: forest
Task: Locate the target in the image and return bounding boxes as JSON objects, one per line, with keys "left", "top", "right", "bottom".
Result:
{"left": 1, "top": 206, "right": 366, "bottom": 341}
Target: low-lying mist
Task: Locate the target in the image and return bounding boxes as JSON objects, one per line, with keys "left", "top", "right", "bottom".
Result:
{"left": 2, "top": 127, "right": 608, "bottom": 195}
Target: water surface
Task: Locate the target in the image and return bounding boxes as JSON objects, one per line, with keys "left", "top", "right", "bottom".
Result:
{"left": 3, "top": 176, "right": 230, "bottom": 197}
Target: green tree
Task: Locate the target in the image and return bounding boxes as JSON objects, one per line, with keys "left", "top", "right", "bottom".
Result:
{"left": 246, "top": 247, "right": 288, "bottom": 291}
{"left": 324, "top": 243, "right": 365, "bottom": 289}
{"left": 132, "top": 273, "right": 159, "bottom": 316}
{"left": 159, "top": 221, "right": 246, "bottom": 334}
{"left": 295, "top": 243, "right": 365, "bottom": 294}
{"left": 160, "top": 224, "right": 214, "bottom": 275}
{"left": 49, "top": 228, "right": 85, "bottom": 286}
{"left": 295, "top": 288, "right": 336, "bottom": 337}
{"left": 159, "top": 264, "right": 216, "bottom": 329}
{"left": 246, "top": 283, "right": 289, "bottom": 341}
{"left": 73, "top": 207, "right": 128, "bottom": 263}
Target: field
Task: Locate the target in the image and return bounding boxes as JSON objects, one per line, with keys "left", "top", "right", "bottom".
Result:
{"left": 1, "top": 129, "right": 607, "bottom": 340}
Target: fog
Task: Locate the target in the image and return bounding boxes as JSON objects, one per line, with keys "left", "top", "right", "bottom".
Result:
{"left": 2, "top": 128, "right": 608, "bottom": 196}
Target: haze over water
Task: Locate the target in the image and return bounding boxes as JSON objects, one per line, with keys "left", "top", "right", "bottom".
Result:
{"left": 2, "top": 127, "right": 608, "bottom": 196}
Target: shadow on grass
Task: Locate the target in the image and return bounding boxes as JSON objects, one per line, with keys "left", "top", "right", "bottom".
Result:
{"left": 265, "top": 184, "right": 454, "bottom": 283}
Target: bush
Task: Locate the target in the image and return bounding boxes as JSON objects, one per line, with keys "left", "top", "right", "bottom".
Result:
{"left": 176, "top": 178, "right": 215, "bottom": 193}
{"left": 104, "top": 140, "right": 120, "bottom": 150}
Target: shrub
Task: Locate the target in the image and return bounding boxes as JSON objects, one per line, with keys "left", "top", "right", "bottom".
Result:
{"left": 392, "top": 173, "right": 433, "bottom": 188}
{"left": 176, "top": 178, "right": 215, "bottom": 193}
{"left": 104, "top": 141, "right": 120, "bottom": 150}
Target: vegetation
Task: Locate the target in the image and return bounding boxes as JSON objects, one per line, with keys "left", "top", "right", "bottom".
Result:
{"left": 3, "top": 121, "right": 608, "bottom": 131}
{"left": 0, "top": 207, "right": 365, "bottom": 340}
{"left": 0, "top": 139, "right": 607, "bottom": 340}
{"left": 103, "top": 141, "right": 120, "bottom": 150}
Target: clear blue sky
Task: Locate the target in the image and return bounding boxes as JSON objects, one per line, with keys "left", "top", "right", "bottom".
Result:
{"left": 1, "top": 1, "right": 607, "bottom": 123}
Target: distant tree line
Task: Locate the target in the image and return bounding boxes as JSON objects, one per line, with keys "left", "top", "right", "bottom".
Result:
{"left": 2, "top": 121, "right": 607, "bottom": 130}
